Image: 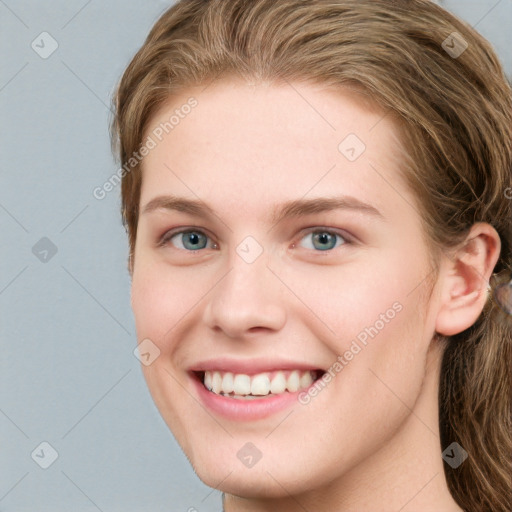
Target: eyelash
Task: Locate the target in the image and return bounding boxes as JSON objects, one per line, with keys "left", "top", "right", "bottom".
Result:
{"left": 157, "top": 226, "right": 353, "bottom": 253}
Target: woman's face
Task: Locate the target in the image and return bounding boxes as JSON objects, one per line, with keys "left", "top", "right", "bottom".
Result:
{"left": 131, "top": 78, "right": 441, "bottom": 497}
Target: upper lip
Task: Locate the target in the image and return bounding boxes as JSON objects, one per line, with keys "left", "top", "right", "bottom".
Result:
{"left": 189, "top": 358, "right": 325, "bottom": 375}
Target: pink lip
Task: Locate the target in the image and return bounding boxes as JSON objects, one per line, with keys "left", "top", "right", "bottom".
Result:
{"left": 188, "top": 358, "right": 324, "bottom": 421}
{"left": 189, "top": 357, "right": 323, "bottom": 375}
{"left": 190, "top": 373, "right": 312, "bottom": 421}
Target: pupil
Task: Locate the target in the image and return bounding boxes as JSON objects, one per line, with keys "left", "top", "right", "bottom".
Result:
{"left": 183, "top": 231, "right": 208, "bottom": 250}
{"left": 315, "top": 232, "right": 334, "bottom": 250}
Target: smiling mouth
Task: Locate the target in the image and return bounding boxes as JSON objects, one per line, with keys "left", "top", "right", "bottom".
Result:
{"left": 193, "top": 369, "right": 325, "bottom": 400}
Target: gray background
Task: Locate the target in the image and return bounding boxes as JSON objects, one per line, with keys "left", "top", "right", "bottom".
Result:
{"left": 0, "top": 1, "right": 510, "bottom": 511}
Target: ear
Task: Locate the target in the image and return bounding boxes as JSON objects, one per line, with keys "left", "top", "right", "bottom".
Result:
{"left": 435, "top": 222, "right": 501, "bottom": 336}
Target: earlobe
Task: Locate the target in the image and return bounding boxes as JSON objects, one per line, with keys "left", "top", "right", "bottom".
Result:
{"left": 435, "top": 223, "right": 501, "bottom": 337}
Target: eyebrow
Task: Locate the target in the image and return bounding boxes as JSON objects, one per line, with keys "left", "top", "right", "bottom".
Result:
{"left": 141, "top": 194, "right": 384, "bottom": 224}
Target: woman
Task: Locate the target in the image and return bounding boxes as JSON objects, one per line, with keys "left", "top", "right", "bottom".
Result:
{"left": 111, "top": 0, "right": 511, "bottom": 510}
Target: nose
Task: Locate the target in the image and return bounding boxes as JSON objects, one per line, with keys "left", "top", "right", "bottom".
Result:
{"left": 202, "top": 248, "right": 287, "bottom": 339}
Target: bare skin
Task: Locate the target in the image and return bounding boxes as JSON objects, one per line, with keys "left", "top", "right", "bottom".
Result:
{"left": 130, "top": 78, "right": 499, "bottom": 511}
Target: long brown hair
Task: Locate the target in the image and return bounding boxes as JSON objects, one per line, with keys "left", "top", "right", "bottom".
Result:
{"left": 111, "top": 1, "right": 512, "bottom": 509}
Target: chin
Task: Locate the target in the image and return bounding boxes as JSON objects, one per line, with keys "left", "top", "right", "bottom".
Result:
{"left": 195, "top": 464, "right": 300, "bottom": 499}
{"left": 189, "top": 441, "right": 340, "bottom": 500}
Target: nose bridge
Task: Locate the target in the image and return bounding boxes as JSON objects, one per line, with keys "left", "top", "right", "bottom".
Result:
{"left": 203, "top": 239, "right": 286, "bottom": 337}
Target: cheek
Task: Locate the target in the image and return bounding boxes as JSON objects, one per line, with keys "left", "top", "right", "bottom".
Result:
{"left": 284, "top": 255, "right": 411, "bottom": 340}
{"left": 289, "top": 257, "right": 431, "bottom": 394}
{"left": 329, "top": 280, "right": 430, "bottom": 425}
{"left": 131, "top": 263, "right": 207, "bottom": 347}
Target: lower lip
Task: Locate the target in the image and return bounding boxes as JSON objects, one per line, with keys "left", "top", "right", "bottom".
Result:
{"left": 191, "top": 373, "right": 310, "bottom": 421}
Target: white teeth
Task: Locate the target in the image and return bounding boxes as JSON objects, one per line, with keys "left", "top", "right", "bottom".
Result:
{"left": 300, "top": 371, "right": 313, "bottom": 389}
{"left": 287, "top": 370, "right": 300, "bottom": 392}
{"left": 251, "top": 374, "right": 271, "bottom": 395}
{"left": 202, "top": 369, "right": 318, "bottom": 398}
{"left": 212, "top": 371, "right": 223, "bottom": 394}
{"left": 221, "top": 372, "right": 234, "bottom": 394}
{"left": 270, "top": 372, "right": 287, "bottom": 394}
{"left": 233, "top": 374, "right": 251, "bottom": 395}
{"left": 204, "top": 371, "right": 212, "bottom": 391}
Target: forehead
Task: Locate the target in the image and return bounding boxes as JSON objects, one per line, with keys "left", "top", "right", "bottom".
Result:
{"left": 139, "top": 78, "right": 411, "bottom": 222}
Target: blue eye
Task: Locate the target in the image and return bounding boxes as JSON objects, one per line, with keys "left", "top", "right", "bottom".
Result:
{"left": 298, "top": 229, "right": 346, "bottom": 251}
{"left": 162, "top": 230, "right": 216, "bottom": 251}
{"left": 159, "top": 228, "right": 348, "bottom": 252}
